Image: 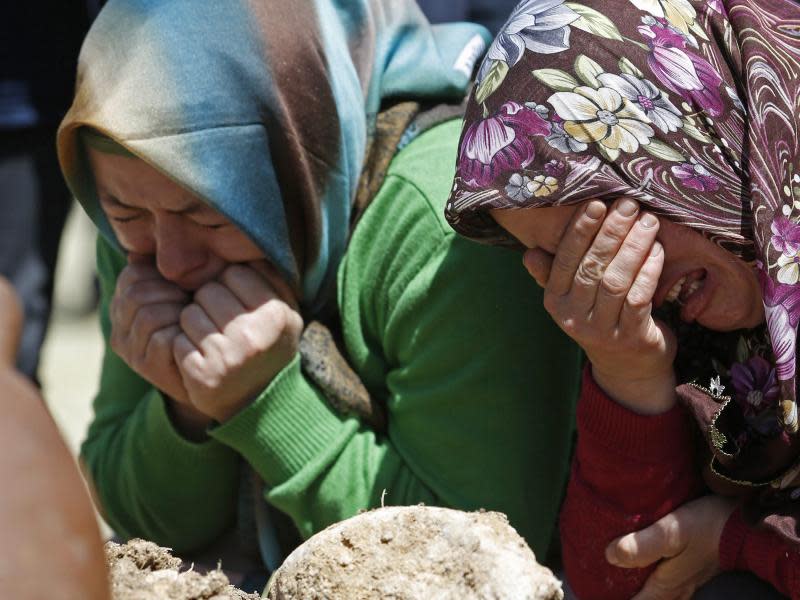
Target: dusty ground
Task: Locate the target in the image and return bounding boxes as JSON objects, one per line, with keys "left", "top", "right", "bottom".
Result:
{"left": 106, "top": 539, "right": 260, "bottom": 600}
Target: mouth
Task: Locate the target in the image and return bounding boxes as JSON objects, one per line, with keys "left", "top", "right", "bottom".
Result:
{"left": 656, "top": 268, "right": 713, "bottom": 322}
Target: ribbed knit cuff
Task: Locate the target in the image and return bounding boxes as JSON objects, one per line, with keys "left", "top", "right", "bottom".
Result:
{"left": 719, "top": 508, "right": 748, "bottom": 571}
{"left": 143, "top": 388, "right": 236, "bottom": 477}
{"left": 210, "top": 354, "right": 351, "bottom": 487}
{"left": 579, "top": 366, "right": 692, "bottom": 462}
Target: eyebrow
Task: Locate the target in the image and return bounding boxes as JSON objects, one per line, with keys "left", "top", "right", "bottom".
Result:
{"left": 98, "top": 191, "right": 209, "bottom": 216}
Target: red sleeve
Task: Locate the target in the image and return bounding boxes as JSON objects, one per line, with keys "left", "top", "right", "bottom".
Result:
{"left": 560, "top": 367, "right": 702, "bottom": 600}
{"left": 720, "top": 508, "right": 800, "bottom": 599}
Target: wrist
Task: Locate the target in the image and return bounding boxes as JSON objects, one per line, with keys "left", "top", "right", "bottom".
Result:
{"left": 166, "top": 397, "right": 213, "bottom": 441}
{"left": 591, "top": 366, "right": 677, "bottom": 415}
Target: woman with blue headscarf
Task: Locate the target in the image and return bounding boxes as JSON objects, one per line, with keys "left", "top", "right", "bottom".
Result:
{"left": 57, "top": 0, "right": 583, "bottom": 576}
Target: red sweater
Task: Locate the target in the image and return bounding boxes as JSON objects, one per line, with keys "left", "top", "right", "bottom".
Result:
{"left": 559, "top": 368, "right": 800, "bottom": 599}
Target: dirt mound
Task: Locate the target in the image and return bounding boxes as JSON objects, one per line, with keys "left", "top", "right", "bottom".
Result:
{"left": 106, "top": 539, "right": 259, "bottom": 600}
{"left": 267, "top": 506, "right": 563, "bottom": 600}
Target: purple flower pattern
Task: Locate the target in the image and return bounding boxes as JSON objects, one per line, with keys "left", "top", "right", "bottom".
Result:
{"left": 458, "top": 102, "right": 551, "bottom": 187}
{"left": 671, "top": 162, "right": 720, "bottom": 191}
{"left": 638, "top": 17, "right": 724, "bottom": 116}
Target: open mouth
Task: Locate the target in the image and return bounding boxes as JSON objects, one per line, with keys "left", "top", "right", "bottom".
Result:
{"left": 663, "top": 269, "right": 707, "bottom": 305}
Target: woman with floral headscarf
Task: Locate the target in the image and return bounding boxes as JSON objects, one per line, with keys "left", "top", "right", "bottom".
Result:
{"left": 446, "top": 0, "right": 800, "bottom": 597}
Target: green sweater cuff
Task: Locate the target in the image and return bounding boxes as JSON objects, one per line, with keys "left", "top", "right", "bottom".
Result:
{"left": 209, "top": 354, "right": 350, "bottom": 486}
{"left": 144, "top": 388, "right": 236, "bottom": 475}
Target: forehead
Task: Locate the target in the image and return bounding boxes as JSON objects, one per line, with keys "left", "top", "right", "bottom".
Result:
{"left": 490, "top": 204, "right": 580, "bottom": 251}
{"left": 87, "top": 147, "right": 210, "bottom": 213}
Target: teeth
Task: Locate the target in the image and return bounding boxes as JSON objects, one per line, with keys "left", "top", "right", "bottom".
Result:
{"left": 665, "top": 277, "right": 685, "bottom": 303}
{"left": 685, "top": 279, "right": 703, "bottom": 297}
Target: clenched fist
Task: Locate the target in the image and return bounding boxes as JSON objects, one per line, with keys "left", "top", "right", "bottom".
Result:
{"left": 109, "top": 254, "right": 192, "bottom": 404}
{"left": 173, "top": 263, "right": 303, "bottom": 422}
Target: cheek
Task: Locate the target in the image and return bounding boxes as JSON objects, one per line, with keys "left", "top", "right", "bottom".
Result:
{"left": 208, "top": 228, "right": 265, "bottom": 263}
{"left": 109, "top": 222, "right": 156, "bottom": 255}
{"left": 707, "top": 265, "right": 764, "bottom": 329}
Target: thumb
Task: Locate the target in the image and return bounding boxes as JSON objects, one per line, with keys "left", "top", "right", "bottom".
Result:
{"left": 606, "top": 515, "right": 685, "bottom": 568}
{"left": 522, "top": 248, "right": 553, "bottom": 288}
{"left": 0, "top": 276, "right": 23, "bottom": 367}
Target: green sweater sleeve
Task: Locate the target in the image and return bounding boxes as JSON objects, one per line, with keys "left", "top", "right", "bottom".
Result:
{"left": 80, "top": 237, "right": 241, "bottom": 552}
{"left": 212, "top": 120, "right": 582, "bottom": 556}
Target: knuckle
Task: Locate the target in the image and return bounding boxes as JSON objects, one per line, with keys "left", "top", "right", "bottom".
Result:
{"left": 599, "top": 272, "right": 629, "bottom": 298}
{"left": 558, "top": 317, "right": 581, "bottom": 338}
{"left": 625, "top": 291, "right": 651, "bottom": 310}
{"left": 550, "top": 250, "right": 579, "bottom": 275}
{"left": 236, "top": 315, "right": 266, "bottom": 352}
{"left": 133, "top": 305, "right": 160, "bottom": 332}
{"left": 623, "top": 236, "right": 650, "bottom": 257}
{"left": 659, "top": 518, "right": 683, "bottom": 551}
{"left": 573, "top": 215, "right": 603, "bottom": 239}
{"left": 149, "top": 326, "right": 175, "bottom": 351}
{"left": 603, "top": 216, "right": 635, "bottom": 240}
{"left": 574, "top": 260, "right": 604, "bottom": 287}
{"left": 261, "top": 299, "right": 289, "bottom": 330}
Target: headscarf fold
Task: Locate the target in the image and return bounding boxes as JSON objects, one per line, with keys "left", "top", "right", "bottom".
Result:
{"left": 446, "top": 0, "right": 800, "bottom": 540}
{"left": 58, "top": 0, "right": 490, "bottom": 315}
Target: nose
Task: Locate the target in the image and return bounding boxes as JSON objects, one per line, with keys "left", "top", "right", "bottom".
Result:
{"left": 153, "top": 217, "right": 208, "bottom": 289}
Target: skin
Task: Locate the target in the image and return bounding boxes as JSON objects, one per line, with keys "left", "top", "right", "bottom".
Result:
{"left": 0, "top": 276, "right": 110, "bottom": 599}
{"left": 87, "top": 148, "right": 303, "bottom": 436}
{"left": 492, "top": 199, "right": 763, "bottom": 598}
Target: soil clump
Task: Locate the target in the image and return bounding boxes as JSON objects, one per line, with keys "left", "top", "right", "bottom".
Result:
{"left": 267, "top": 506, "right": 563, "bottom": 600}
{"left": 106, "top": 539, "right": 259, "bottom": 600}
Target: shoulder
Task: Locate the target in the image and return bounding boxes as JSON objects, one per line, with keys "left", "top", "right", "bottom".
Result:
{"left": 374, "top": 118, "right": 463, "bottom": 240}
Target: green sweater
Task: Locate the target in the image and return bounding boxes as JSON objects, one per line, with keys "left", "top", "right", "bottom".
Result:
{"left": 81, "top": 120, "right": 582, "bottom": 559}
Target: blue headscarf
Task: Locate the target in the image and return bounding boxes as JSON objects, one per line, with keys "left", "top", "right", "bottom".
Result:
{"left": 59, "top": 0, "right": 490, "bottom": 314}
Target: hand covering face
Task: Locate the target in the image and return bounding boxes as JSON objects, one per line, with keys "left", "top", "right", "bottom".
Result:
{"left": 58, "top": 0, "right": 490, "bottom": 315}
{"left": 446, "top": 0, "right": 800, "bottom": 436}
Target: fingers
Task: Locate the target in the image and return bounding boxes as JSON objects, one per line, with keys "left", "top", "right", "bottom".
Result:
{"left": 172, "top": 331, "right": 202, "bottom": 382}
{"left": 112, "top": 268, "right": 189, "bottom": 332}
{"left": 546, "top": 200, "right": 606, "bottom": 296}
{"left": 179, "top": 303, "right": 224, "bottom": 357}
{"left": 619, "top": 241, "right": 664, "bottom": 325}
{"left": 565, "top": 198, "right": 643, "bottom": 313}
{"left": 127, "top": 303, "right": 185, "bottom": 361}
{"left": 218, "top": 264, "right": 281, "bottom": 311}
{"left": 592, "top": 213, "right": 660, "bottom": 325}
{"left": 523, "top": 248, "right": 553, "bottom": 287}
{"left": 606, "top": 513, "right": 685, "bottom": 569}
{"left": 240, "top": 261, "right": 298, "bottom": 309}
{"left": 193, "top": 281, "right": 246, "bottom": 329}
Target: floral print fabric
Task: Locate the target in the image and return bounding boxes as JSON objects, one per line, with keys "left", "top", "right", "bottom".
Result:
{"left": 447, "top": 0, "right": 800, "bottom": 428}
{"left": 446, "top": 0, "right": 800, "bottom": 540}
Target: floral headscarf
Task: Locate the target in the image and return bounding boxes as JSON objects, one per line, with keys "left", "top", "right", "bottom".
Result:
{"left": 446, "top": 0, "right": 800, "bottom": 446}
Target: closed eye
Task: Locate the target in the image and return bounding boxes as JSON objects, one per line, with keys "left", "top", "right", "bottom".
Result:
{"left": 109, "top": 214, "right": 141, "bottom": 223}
{"left": 195, "top": 221, "right": 228, "bottom": 230}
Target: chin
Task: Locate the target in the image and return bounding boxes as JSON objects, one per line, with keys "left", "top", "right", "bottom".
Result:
{"left": 697, "top": 303, "right": 762, "bottom": 332}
